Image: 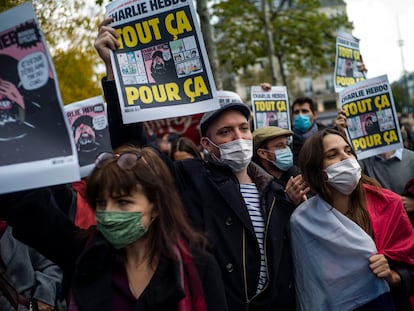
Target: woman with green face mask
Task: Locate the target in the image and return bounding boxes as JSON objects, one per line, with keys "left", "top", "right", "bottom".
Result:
{"left": 0, "top": 145, "right": 228, "bottom": 311}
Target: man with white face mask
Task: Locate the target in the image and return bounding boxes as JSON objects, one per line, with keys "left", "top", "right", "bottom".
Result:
{"left": 95, "top": 21, "right": 297, "bottom": 310}
{"left": 190, "top": 91, "right": 295, "bottom": 310}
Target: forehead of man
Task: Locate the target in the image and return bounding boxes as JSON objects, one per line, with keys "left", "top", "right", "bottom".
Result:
{"left": 205, "top": 109, "right": 250, "bottom": 136}
{"left": 293, "top": 102, "right": 313, "bottom": 114}
{"left": 266, "top": 135, "right": 289, "bottom": 148}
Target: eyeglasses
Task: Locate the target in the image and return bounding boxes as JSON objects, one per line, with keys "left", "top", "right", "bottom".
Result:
{"left": 95, "top": 152, "right": 142, "bottom": 169}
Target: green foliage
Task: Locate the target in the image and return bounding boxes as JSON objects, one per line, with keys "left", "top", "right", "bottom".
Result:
{"left": 54, "top": 47, "right": 102, "bottom": 105}
{"left": 212, "top": 0, "right": 353, "bottom": 84}
{"left": 0, "top": 0, "right": 23, "bottom": 12}
{"left": 391, "top": 81, "right": 413, "bottom": 113}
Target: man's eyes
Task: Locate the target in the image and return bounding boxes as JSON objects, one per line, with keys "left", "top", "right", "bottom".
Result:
{"left": 218, "top": 128, "right": 231, "bottom": 135}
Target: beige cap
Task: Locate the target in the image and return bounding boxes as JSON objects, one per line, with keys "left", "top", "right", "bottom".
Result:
{"left": 253, "top": 126, "right": 293, "bottom": 153}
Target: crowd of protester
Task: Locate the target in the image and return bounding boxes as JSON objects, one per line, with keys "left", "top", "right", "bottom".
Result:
{"left": 0, "top": 13, "right": 413, "bottom": 311}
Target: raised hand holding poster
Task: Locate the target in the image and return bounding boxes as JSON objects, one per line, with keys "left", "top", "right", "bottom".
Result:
{"left": 106, "top": 0, "right": 219, "bottom": 124}
{"left": 334, "top": 32, "right": 366, "bottom": 93}
{"left": 339, "top": 75, "right": 403, "bottom": 160}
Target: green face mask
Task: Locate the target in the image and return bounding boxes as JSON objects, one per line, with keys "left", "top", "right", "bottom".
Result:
{"left": 96, "top": 211, "right": 148, "bottom": 249}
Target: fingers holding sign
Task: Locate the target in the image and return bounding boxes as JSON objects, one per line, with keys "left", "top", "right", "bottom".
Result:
{"left": 95, "top": 17, "right": 120, "bottom": 80}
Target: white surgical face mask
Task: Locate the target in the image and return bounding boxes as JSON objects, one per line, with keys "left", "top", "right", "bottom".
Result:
{"left": 209, "top": 138, "right": 252, "bottom": 172}
{"left": 324, "top": 158, "right": 361, "bottom": 195}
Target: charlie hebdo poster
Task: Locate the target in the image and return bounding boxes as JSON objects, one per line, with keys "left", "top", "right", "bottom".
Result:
{"left": 65, "top": 96, "right": 112, "bottom": 178}
{"left": 339, "top": 75, "right": 403, "bottom": 160}
{"left": 0, "top": 3, "right": 79, "bottom": 194}
{"left": 334, "top": 32, "right": 366, "bottom": 93}
{"left": 250, "top": 85, "right": 291, "bottom": 131}
{"left": 106, "top": 0, "right": 219, "bottom": 124}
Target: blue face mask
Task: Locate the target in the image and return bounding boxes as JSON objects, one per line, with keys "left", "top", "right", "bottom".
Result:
{"left": 272, "top": 147, "right": 293, "bottom": 171}
{"left": 293, "top": 114, "right": 312, "bottom": 132}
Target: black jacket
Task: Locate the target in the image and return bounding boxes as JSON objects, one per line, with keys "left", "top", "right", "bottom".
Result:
{"left": 103, "top": 80, "right": 296, "bottom": 311}
{"left": 174, "top": 159, "right": 296, "bottom": 311}
{"left": 292, "top": 122, "right": 326, "bottom": 165}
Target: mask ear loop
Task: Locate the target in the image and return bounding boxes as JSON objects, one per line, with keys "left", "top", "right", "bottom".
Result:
{"left": 201, "top": 137, "right": 221, "bottom": 160}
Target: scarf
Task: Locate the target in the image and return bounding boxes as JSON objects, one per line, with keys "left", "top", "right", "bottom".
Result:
{"left": 0, "top": 221, "right": 8, "bottom": 236}
{"left": 174, "top": 240, "right": 206, "bottom": 311}
{"left": 290, "top": 195, "right": 390, "bottom": 311}
{"left": 365, "top": 184, "right": 414, "bottom": 265}
{"left": 293, "top": 121, "right": 318, "bottom": 142}
{"left": 72, "top": 180, "right": 96, "bottom": 229}
{"left": 365, "top": 184, "right": 414, "bottom": 310}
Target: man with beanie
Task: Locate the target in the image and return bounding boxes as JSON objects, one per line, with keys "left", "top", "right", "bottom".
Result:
{"left": 253, "top": 126, "right": 309, "bottom": 206}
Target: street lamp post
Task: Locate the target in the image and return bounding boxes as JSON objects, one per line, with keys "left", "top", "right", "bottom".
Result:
{"left": 397, "top": 15, "right": 411, "bottom": 114}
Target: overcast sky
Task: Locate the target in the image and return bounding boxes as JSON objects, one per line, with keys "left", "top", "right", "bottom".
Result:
{"left": 345, "top": 0, "right": 414, "bottom": 83}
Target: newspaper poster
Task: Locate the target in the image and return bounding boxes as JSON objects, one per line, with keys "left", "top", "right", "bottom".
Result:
{"left": 65, "top": 96, "right": 113, "bottom": 178}
{"left": 0, "top": 3, "right": 79, "bottom": 194}
{"left": 334, "top": 32, "right": 366, "bottom": 93}
{"left": 106, "top": 0, "right": 218, "bottom": 124}
{"left": 339, "top": 75, "right": 403, "bottom": 160}
{"left": 251, "top": 85, "right": 291, "bottom": 131}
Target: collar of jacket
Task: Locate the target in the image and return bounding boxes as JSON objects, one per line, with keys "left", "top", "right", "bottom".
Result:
{"left": 247, "top": 162, "right": 274, "bottom": 193}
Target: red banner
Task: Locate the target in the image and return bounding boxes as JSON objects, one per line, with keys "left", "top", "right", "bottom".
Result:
{"left": 143, "top": 113, "right": 203, "bottom": 144}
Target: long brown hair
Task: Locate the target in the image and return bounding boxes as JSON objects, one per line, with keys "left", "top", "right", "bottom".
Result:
{"left": 298, "top": 128, "right": 381, "bottom": 235}
{"left": 86, "top": 145, "right": 208, "bottom": 262}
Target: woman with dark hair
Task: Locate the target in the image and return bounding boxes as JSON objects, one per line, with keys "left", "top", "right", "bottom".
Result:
{"left": 170, "top": 137, "right": 202, "bottom": 161}
{"left": 290, "top": 128, "right": 414, "bottom": 311}
{"left": 0, "top": 145, "right": 227, "bottom": 311}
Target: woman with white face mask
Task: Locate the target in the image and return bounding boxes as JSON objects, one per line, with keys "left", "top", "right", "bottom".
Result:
{"left": 290, "top": 128, "right": 414, "bottom": 311}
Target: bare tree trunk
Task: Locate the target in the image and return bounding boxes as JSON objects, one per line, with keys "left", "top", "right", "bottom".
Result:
{"left": 263, "top": 0, "right": 277, "bottom": 85}
{"left": 196, "top": 0, "right": 222, "bottom": 90}
{"left": 277, "top": 53, "right": 288, "bottom": 87}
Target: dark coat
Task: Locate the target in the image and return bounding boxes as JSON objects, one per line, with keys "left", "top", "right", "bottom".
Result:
{"left": 174, "top": 159, "right": 296, "bottom": 311}
{"left": 0, "top": 189, "right": 227, "bottom": 311}
{"left": 292, "top": 122, "right": 326, "bottom": 165}
{"left": 102, "top": 80, "right": 296, "bottom": 311}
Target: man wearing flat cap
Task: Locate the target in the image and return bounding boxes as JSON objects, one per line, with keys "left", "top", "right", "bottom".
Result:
{"left": 253, "top": 126, "right": 309, "bottom": 206}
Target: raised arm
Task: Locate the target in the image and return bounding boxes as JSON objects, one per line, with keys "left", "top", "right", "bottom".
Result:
{"left": 94, "top": 18, "right": 149, "bottom": 149}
